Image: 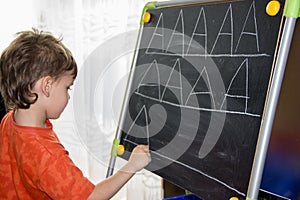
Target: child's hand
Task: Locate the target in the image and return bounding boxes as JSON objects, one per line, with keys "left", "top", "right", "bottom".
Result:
{"left": 126, "top": 145, "right": 151, "bottom": 173}
{"left": 88, "top": 145, "right": 151, "bottom": 199}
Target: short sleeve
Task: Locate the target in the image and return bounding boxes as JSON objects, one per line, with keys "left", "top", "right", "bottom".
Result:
{"left": 19, "top": 134, "right": 95, "bottom": 200}
{"left": 37, "top": 148, "right": 95, "bottom": 200}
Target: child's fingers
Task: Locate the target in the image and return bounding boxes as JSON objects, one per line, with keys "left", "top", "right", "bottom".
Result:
{"left": 133, "top": 145, "right": 149, "bottom": 153}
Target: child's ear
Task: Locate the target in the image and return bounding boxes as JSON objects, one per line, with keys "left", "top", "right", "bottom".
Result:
{"left": 41, "top": 76, "right": 53, "bottom": 97}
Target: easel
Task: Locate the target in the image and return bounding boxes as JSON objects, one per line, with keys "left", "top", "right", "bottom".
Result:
{"left": 106, "top": 0, "right": 300, "bottom": 199}
{"left": 247, "top": 0, "right": 299, "bottom": 199}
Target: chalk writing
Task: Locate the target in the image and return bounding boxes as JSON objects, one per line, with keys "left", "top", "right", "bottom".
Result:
{"left": 135, "top": 58, "right": 259, "bottom": 117}
{"left": 120, "top": 0, "right": 282, "bottom": 199}
{"left": 146, "top": 1, "right": 264, "bottom": 57}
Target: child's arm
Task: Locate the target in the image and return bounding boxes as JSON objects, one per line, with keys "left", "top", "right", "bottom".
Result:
{"left": 87, "top": 145, "right": 151, "bottom": 200}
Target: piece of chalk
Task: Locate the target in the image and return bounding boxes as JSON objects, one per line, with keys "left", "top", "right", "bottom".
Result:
{"left": 143, "top": 12, "right": 151, "bottom": 23}
{"left": 229, "top": 197, "right": 239, "bottom": 200}
{"left": 117, "top": 144, "right": 125, "bottom": 156}
{"left": 266, "top": 0, "right": 281, "bottom": 16}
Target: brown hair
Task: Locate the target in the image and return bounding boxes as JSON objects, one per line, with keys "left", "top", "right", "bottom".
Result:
{"left": 0, "top": 29, "right": 77, "bottom": 110}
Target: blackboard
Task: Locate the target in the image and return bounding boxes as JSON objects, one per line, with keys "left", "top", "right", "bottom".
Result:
{"left": 118, "top": 0, "right": 283, "bottom": 199}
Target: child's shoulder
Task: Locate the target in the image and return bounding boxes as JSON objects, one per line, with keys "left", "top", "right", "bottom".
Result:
{"left": 1, "top": 113, "right": 62, "bottom": 156}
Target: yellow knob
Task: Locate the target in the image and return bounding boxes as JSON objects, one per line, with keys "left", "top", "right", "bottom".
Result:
{"left": 143, "top": 12, "right": 151, "bottom": 23}
{"left": 266, "top": 0, "right": 281, "bottom": 16}
{"left": 229, "top": 197, "right": 239, "bottom": 200}
{"left": 117, "top": 145, "right": 125, "bottom": 156}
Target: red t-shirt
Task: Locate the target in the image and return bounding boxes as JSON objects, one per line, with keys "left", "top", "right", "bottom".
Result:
{"left": 0, "top": 111, "right": 95, "bottom": 199}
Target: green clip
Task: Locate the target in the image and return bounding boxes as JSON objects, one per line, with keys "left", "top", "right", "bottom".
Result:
{"left": 284, "top": 0, "right": 300, "bottom": 18}
{"left": 185, "top": 190, "right": 192, "bottom": 194}
{"left": 140, "top": 1, "right": 157, "bottom": 25}
{"left": 111, "top": 139, "right": 120, "bottom": 157}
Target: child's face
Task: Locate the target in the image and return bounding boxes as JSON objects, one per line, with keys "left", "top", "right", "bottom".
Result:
{"left": 46, "top": 71, "right": 75, "bottom": 119}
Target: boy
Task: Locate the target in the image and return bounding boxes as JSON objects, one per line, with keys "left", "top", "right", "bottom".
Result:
{"left": 0, "top": 29, "right": 151, "bottom": 199}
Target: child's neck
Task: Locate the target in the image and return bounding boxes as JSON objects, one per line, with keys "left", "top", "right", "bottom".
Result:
{"left": 14, "top": 108, "right": 47, "bottom": 128}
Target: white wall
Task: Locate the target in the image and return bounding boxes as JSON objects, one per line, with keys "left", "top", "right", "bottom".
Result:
{"left": 0, "top": 0, "right": 35, "bottom": 51}
{"left": 0, "top": 1, "right": 162, "bottom": 199}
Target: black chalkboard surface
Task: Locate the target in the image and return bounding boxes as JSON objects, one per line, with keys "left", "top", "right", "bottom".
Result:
{"left": 118, "top": 0, "right": 283, "bottom": 199}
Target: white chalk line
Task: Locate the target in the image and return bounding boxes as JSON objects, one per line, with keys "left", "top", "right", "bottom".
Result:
{"left": 123, "top": 139, "right": 246, "bottom": 197}
{"left": 134, "top": 91, "right": 260, "bottom": 117}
